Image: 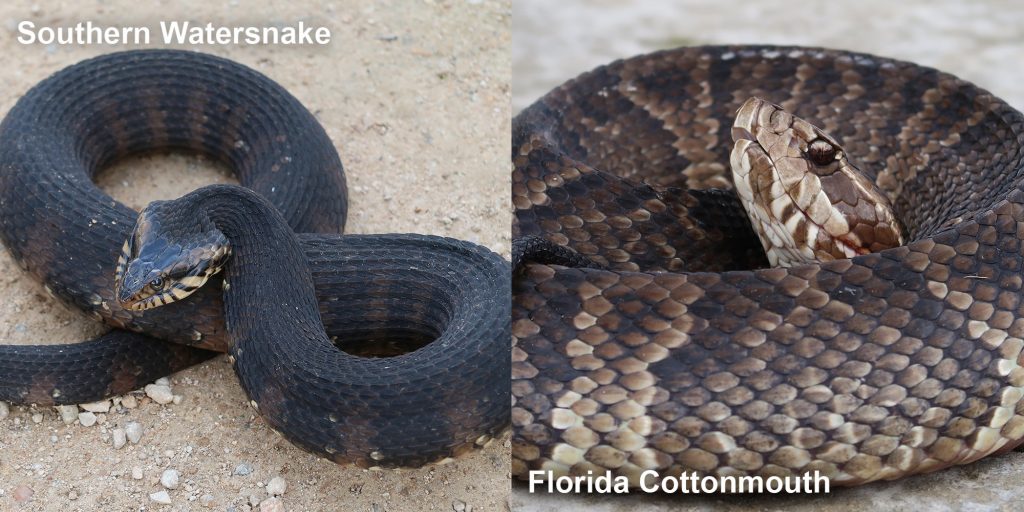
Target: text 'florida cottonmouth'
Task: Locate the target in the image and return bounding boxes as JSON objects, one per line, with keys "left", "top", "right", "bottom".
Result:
{"left": 0, "top": 49, "right": 510, "bottom": 468}
{"left": 512, "top": 45, "right": 1024, "bottom": 486}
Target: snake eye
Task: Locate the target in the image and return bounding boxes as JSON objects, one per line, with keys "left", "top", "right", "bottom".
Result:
{"left": 150, "top": 277, "right": 165, "bottom": 290}
{"left": 807, "top": 139, "right": 836, "bottom": 166}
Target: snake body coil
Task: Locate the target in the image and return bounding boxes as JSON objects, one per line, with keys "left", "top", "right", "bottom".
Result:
{"left": 512, "top": 46, "right": 1024, "bottom": 485}
{"left": 0, "top": 50, "right": 509, "bottom": 468}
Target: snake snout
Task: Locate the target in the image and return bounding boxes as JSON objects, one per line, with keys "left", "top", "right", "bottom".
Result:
{"left": 116, "top": 284, "right": 135, "bottom": 305}
{"left": 115, "top": 261, "right": 157, "bottom": 309}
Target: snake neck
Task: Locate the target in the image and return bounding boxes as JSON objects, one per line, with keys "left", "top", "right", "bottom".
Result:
{"left": 182, "top": 184, "right": 322, "bottom": 343}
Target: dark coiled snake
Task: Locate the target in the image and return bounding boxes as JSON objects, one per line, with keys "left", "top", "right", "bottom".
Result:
{"left": 0, "top": 49, "right": 509, "bottom": 468}
{"left": 512, "top": 45, "right": 1024, "bottom": 486}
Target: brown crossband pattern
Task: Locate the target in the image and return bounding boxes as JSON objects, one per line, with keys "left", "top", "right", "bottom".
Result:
{"left": 512, "top": 45, "right": 1024, "bottom": 486}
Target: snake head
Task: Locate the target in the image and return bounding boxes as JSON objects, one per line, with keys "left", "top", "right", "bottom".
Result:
{"left": 114, "top": 200, "right": 231, "bottom": 311}
{"left": 730, "top": 97, "right": 904, "bottom": 267}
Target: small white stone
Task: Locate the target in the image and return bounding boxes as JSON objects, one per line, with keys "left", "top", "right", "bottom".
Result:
{"left": 145, "top": 384, "right": 174, "bottom": 405}
{"left": 149, "top": 490, "right": 171, "bottom": 505}
{"left": 121, "top": 395, "right": 138, "bottom": 409}
{"left": 79, "top": 400, "right": 110, "bottom": 413}
{"left": 31, "top": 413, "right": 42, "bottom": 423}
{"left": 172, "top": 395, "right": 183, "bottom": 405}
{"left": 125, "top": 421, "right": 143, "bottom": 443}
{"left": 131, "top": 467, "right": 144, "bottom": 480}
{"left": 78, "top": 411, "right": 97, "bottom": 427}
{"left": 154, "top": 377, "right": 170, "bottom": 386}
{"left": 260, "top": 497, "right": 285, "bottom": 512}
{"left": 0, "top": 401, "right": 8, "bottom": 419}
{"left": 266, "top": 477, "right": 287, "bottom": 496}
{"left": 56, "top": 405, "right": 78, "bottom": 424}
{"left": 200, "top": 494, "right": 215, "bottom": 508}
{"left": 160, "top": 469, "right": 179, "bottom": 490}
{"left": 112, "top": 428, "right": 127, "bottom": 449}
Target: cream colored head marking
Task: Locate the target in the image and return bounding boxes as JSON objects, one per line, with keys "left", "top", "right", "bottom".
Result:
{"left": 730, "top": 97, "right": 903, "bottom": 266}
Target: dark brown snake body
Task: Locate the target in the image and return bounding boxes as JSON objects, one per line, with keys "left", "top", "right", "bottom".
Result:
{"left": 0, "top": 50, "right": 509, "bottom": 468}
{"left": 512, "top": 46, "right": 1024, "bottom": 485}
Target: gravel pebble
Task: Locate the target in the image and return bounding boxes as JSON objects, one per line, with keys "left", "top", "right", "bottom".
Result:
{"left": 0, "top": 400, "right": 8, "bottom": 419}
{"left": 149, "top": 490, "right": 172, "bottom": 505}
{"left": 160, "top": 469, "right": 180, "bottom": 489}
{"left": 121, "top": 395, "right": 138, "bottom": 409}
{"left": 112, "top": 428, "right": 127, "bottom": 449}
{"left": 131, "top": 467, "right": 144, "bottom": 480}
{"left": 31, "top": 413, "right": 42, "bottom": 423}
{"left": 266, "top": 477, "right": 287, "bottom": 496}
{"left": 78, "top": 411, "right": 97, "bottom": 427}
{"left": 200, "top": 494, "right": 215, "bottom": 507}
{"left": 234, "top": 462, "right": 254, "bottom": 476}
{"left": 144, "top": 383, "right": 174, "bottom": 405}
{"left": 57, "top": 405, "right": 78, "bottom": 424}
{"left": 259, "top": 497, "right": 284, "bottom": 512}
{"left": 13, "top": 484, "right": 33, "bottom": 502}
{"left": 125, "top": 421, "right": 143, "bottom": 443}
{"left": 79, "top": 400, "right": 111, "bottom": 413}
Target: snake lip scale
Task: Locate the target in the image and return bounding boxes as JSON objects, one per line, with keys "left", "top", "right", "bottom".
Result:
{"left": 0, "top": 49, "right": 510, "bottom": 468}
{"left": 512, "top": 45, "right": 1024, "bottom": 486}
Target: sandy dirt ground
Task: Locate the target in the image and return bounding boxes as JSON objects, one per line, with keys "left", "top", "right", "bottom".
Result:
{"left": 512, "top": 1, "right": 1024, "bottom": 511}
{"left": 0, "top": 1, "right": 510, "bottom": 511}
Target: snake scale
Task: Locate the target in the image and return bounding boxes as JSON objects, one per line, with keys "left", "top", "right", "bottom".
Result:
{"left": 0, "top": 49, "right": 509, "bottom": 468}
{"left": 512, "top": 45, "right": 1024, "bottom": 485}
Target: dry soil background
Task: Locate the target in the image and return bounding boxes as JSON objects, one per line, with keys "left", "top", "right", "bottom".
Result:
{"left": 0, "top": 1, "right": 510, "bottom": 511}
{"left": 512, "top": 1, "right": 1024, "bottom": 511}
